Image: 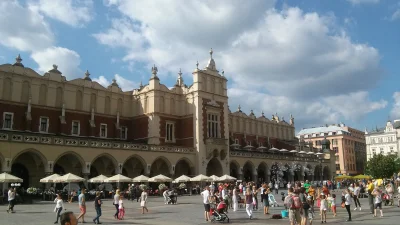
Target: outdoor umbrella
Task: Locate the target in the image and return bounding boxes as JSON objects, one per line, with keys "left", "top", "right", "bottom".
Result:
{"left": 54, "top": 173, "right": 86, "bottom": 196}
{"left": 280, "top": 149, "right": 289, "bottom": 153}
{"left": 289, "top": 150, "right": 298, "bottom": 153}
{"left": 40, "top": 174, "right": 60, "bottom": 183}
{"left": 148, "top": 174, "right": 173, "bottom": 182}
{"left": 218, "top": 174, "right": 237, "bottom": 182}
{"left": 334, "top": 175, "right": 352, "bottom": 180}
{"left": 88, "top": 174, "right": 109, "bottom": 183}
{"left": 190, "top": 174, "right": 212, "bottom": 182}
{"left": 104, "top": 174, "right": 132, "bottom": 183}
{"left": 173, "top": 175, "right": 191, "bottom": 183}
{"left": 269, "top": 147, "right": 279, "bottom": 151}
{"left": 209, "top": 175, "right": 220, "bottom": 182}
{"left": 132, "top": 175, "right": 150, "bottom": 183}
{"left": 352, "top": 174, "right": 371, "bottom": 180}
{"left": 0, "top": 172, "right": 23, "bottom": 183}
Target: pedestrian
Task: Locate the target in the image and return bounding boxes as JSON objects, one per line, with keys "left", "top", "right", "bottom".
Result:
{"left": 76, "top": 188, "right": 86, "bottom": 223}
{"left": 54, "top": 193, "right": 65, "bottom": 224}
{"left": 118, "top": 195, "right": 125, "bottom": 219}
{"left": 113, "top": 189, "right": 120, "bottom": 219}
{"left": 367, "top": 179, "right": 374, "bottom": 214}
{"left": 372, "top": 187, "right": 383, "bottom": 217}
{"left": 397, "top": 184, "right": 400, "bottom": 207}
{"left": 252, "top": 186, "right": 259, "bottom": 211}
{"left": 7, "top": 187, "right": 15, "bottom": 213}
{"left": 60, "top": 211, "right": 78, "bottom": 225}
{"left": 288, "top": 188, "right": 302, "bottom": 225}
{"left": 353, "top": 183, "right": 361, "bottom": 211}
{"left": 163, "top": 188, "right": 169, "bottom": 204}
{"left": 327, "top": 193, "right": 337, "bottom": 217}
{"left": 140, "top": 187, "right": 149, "bottom": 214}
{"left": 245, "top": 188, "right": 253, "bottom": 219}
{"left": 201, "top": 186, "right": 211, "bottom": 221}
{"left": 261, "top": 187, "right": 270, "bottom": 215}
{"left": 319, "top": 194, "right": 327, "bottom": 223}
{"left": 344, "top": 188, "right": 352, "bottom": 222}
{"left": 274, "top": 183, "right": 279, "bottom": 194}
{"left": 299, "top": 187, "right": 309, "bottom": 225}
{"left": 93, "top": 191, "right": 102, "bottom": 224}
{"left": 232, "top": 186, "right": 238, "bottom": 212}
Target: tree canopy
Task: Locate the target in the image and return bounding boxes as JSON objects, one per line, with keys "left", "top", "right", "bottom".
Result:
{"left": 366, "top": 154, "right": 400, "bottom": 179}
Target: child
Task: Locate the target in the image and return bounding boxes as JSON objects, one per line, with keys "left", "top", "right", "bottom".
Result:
{"left": 326, "top": 194, "right": 332, "bottom": 212}
{"left": 329, "top": 194, "right": 337, "bottom": 217}
{"left": 118, "top": 195, "right": 125, "bottom": 220}
{"left": 319, "top": 194, "right": 327, "bottom": 223}
{"left": 372, "top": 188, "right": 383, "bottom": 217}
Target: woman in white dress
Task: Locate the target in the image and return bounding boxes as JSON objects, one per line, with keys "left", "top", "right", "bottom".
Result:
{"left": 232, "top": 186, "right": 238, "bottom": 212}
{"left": 140, "top": 188, "right": 149, "bottom": 214}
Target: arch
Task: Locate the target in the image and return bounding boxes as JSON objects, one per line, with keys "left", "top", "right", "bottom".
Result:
{"left": 175, "top": 157, "right": 194, "bottom": 177}
{"left": 323, "top": 166, "right": 330, "bottom": 180}
{"left": 75, "top": 90, "right": 83, "bottom": 110}
{"left": 257, "top": 162, "right": 268, "bottom": 183}
{"left": 21, "top": 81, "right": 30, "bottom": 103}
{"left": 90, "top": 153, "right": 118, "bottom": 177}
{"left": 104, "top": 96, "right": 111, "bottom": 114}
{"left": 150, "top": 156, "right": 172, "bottom": 176}
{"left": 2, "top": 77, "right": 12, "bottom": 100}
{"left": 229, "top": 160, "right": 240, "bottom": 179}
{"left": 314, "top": 165, "right": 322, "bottom": 181}
{"left": 55, "top": 87, "right": 63, "bottom": 107}
{"left": 243, "top": 161, "right": 255, "bottom": 182}
{"left": 11, "top": 149, "right": 47, "bottom": 188}
{"left": 39, "top": 84, "right": 47, "bottom": 105}
{"left": 122, "top": 154, "right": 146, "bottom": 178}
{"left": 206, "top": 158, "right": 223, "bottom": 176}
{"left": 282, "top": 163, "right": 291, "bottom": 183}
{"left": 304, "top": 164, "right": 314, "bottom": 181}
{"left": 53, "top": 151, "right": 85, "bottom": 175}
{"left": 220, "top": 149, "right": 227, "bottom": 160}
{"left": 292, "top": 164, "right": 302, "bottom": 182}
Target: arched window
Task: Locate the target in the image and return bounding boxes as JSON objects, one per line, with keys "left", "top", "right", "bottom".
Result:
{"left": 55, "top": 87, "right": 63, "bottom": 107}
{"left": 21, "top": 81, "right": 30, "bottom": 103}
{"left": 39, "top": 84, "right": 47, "bottom": 105}
{"left": 104, "top": 96, "right": 111, "bottom": 114}
{"left": 75, "top": 90, "right": 83, "bottom": 110}
{"left": 90, "top": 93, "right": 97, "bottom": 111}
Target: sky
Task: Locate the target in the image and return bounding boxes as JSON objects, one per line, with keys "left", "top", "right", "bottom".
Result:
{"left": 0, "top": 0, "right": 399, "bottom": 133}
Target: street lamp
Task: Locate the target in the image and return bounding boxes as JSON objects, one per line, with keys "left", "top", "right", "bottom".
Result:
{"left": 317, "top": 137, "right": 331, "bottom": 182}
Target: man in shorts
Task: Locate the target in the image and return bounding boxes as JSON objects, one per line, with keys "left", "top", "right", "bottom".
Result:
{"left": 77, "top": 188, "right": 86, "bottom": 223}
{"left": 201, "top": 186, "right": 211, "bottom": 221}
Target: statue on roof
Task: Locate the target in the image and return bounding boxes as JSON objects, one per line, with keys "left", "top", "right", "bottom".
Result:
{"left": 290, "top": 114, "right": 294, "bottom": 125}
{"left": 151, "top": 64, "right": 159, "bottom": 80}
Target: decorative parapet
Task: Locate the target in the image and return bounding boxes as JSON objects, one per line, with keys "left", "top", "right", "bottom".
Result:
{"left": 0, "top": 132, "right": 195, "bottom": 154}
{"left": 230, "top": 150, "right": 328, "bottom": 163}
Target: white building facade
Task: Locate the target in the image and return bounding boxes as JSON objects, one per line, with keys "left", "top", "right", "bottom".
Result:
{"left": 365, "top": 120, "right": 400, "bottom": 160}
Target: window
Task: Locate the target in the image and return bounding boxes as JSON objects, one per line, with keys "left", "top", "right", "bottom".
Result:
{"left": 71, "top": 121, "right": 80, "bottom": 136}
{"left": 332, "top": 139, "right": 338, "bottom": 145}
{"left": 39, "top": 117, "right": 49, "bottom": 133}
{"left": 100, "top": 124, "right": 107, "bottom": 138}
{"left": 380, "top": 147, "right": 384, "bottom": 154}
{"left": 372, "top": 148, "right": 376, "bottom": 155}
{"left": 2, "top": 112, "right": 13, "bottom": 129}
{"left": 121, "top": 126, "right": 128, "bottom": 140}
{"left": 335, "top": 164, "right": 341, "bottom": 171}
{"left": 207, "top": 113, "right": 219, "bottom": 138}
{"left": 166, "top": 122, "right": 175, "bottom": 142}
{"left": 390, "top": 146, "right": 394, "bottom": 154}
{"left": 234, "top": 139, "right": 239, "bottom": 149}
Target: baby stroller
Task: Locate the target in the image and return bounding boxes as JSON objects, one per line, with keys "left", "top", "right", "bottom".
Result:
{"left": 167, "top": 191, "right": 177, "bottom": 204}
{"left": 269, "top": 194, "right": 279, "bottom": 207}
{"left": 210, "top": 201, "right": 229, "bottom": 223}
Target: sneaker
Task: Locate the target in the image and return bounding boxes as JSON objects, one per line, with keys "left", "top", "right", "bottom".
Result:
{"left": 354, "top": 208, "right": 357, "bottom": 211}
{"left": 359, "top": 207, "right": 361, "bottom": 211}
{"left": 346, "top": 219, "right": 352, "bottom": 222}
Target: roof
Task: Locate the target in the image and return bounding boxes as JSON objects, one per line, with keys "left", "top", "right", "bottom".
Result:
{"left": 297, "top": 126, "right": 348, "bottom": 136}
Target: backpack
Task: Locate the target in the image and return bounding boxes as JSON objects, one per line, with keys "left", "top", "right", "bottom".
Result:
{"left": 288, "top": 195, "right": 302, "bottom": 209}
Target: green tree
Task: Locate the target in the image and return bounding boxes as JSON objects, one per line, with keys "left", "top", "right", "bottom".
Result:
{"left": 366, "top": 154, "right": 399, "bottom": 178}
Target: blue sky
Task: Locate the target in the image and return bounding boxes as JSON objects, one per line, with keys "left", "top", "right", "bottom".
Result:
{"left": 0, "top": 0, "right": 399, "bottom": 133}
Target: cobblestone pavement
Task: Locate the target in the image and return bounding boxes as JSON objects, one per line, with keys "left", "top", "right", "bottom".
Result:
{"left": 2, "top": 190, "right": 400, "bottom": 225}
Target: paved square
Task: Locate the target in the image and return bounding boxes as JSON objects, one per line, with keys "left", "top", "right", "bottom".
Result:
{"left": 2, "top": 191, "right": 400, "bottom": 225}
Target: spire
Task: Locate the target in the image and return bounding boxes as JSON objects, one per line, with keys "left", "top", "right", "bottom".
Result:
{"left": 237, "top": 105, "right": 242, "bottom": 112}
{"left": 206, "top": 48, "right": 217, "bottom": 71}
{"left": 261, "top": 111, "right": 265, "bottom": 117}
{"left": 151, "top": 64, "right": 159, "bottom": 80}
{"left": 176, "top": 68, "right": 184, "bottom": 86}
{"left": 84, "top": 70, "right": 91, "bottom": 81}
{"left": 13, "top": 54, "right": 24, "bottom": 67}
{"left": 250, "top": 109, "right": 254, "bottom": 116}
{"left": 210, "top": 48, "right": 213, "bottom": 59}
{"left": 139, "top": 81, "right": 143, "bottom": 89}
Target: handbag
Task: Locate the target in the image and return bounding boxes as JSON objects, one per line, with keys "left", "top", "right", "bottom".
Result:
{"left": 341, "top": 202, "right": 345, "bottom": 208}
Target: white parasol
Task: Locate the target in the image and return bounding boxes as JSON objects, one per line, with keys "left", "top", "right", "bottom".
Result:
{"left": 104, "top": 174, "right": 132, "bottom": 183}
{"left": 209, "top": 175, "right": 220, "bottom": 181}
{"left": 0, "top": 172, "right": 23, "bottom": 183}
{"left": 132, "top": 175, "right": 150, "bottom": 183}
{"left": 88, "top": 174, "right": 109, "bottom": 183}
{"left": 190, "top": 174, "right": 212, "bottom": 182}
{"left": 218, "top": 174, "right": 237, "bottom": 182}
{"left": 148, "top": 174, "right": 172, "bottom": 182}
{"left": 54, "top": 173, "right": 85, "bottom": 183}
{"left": 40, "top": 174, "right": 60, "bottom": 183}
{"left": 173, "top": 175, "right": 191, "bottom": 183}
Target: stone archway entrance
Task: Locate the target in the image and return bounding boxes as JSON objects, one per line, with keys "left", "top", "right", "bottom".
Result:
{"left": 323, "top": 166, "right": 330, "bottom": 180}
{"left": 293, "top": 164, "right": 302, "bottom": 182}
{"left": 206, "top": 158, "right": 223, "bottom": 176}
{"left": 314, "top": 165, "right": 322, "bottom": 181}
{"left": 229, "top": 161, "right": 240, "bottom": 179}
{"left": 270, "top": 163, "right": 281, "bottom": 183}
{"left": 150, "top": 157, "right": 171, "bottom": 177}
{"left": 257, "top": 163, "right": 268, "bottom": 183}
{"left": 282, "top": 164, "right": 291, "bottom": 183}
{"left": 243, "top": 161, "right": 254, "bottom": 182}
{"left": 12, "top": 150, "right": 46, "bottom": 188}
{"left": 122, "top": 155, "right": 146, "bottom": 178}
{"left": 175, "top": 158, "right": 193, "bottom": 177}
{"left": 90, "top": 154, "right": 117, "bottom": 177}
{"left": 53, "top": 152, "right": 84, "bottom": 176}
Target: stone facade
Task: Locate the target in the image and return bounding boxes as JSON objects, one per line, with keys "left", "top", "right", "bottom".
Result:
{"left": 0, "top": 52, "right": 333, "bottom": 188}
{"left": 365, "top": 120, "right": 400, "bottom": 160}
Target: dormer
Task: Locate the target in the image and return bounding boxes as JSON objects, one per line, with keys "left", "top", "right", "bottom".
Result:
{"left": 385, "top": 120, "right": 393, "bottom": 132}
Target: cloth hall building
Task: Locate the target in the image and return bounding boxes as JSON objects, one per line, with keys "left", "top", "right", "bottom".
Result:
{"left": 0, "top": 51, "right": 333, "bottom": 188}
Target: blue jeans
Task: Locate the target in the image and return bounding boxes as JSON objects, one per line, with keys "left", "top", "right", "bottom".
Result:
{"left": 94, "top": 207, "right": 101, "bottom": 223}
{"left": 55, "top": 207, "right": 63, "bottom": 222}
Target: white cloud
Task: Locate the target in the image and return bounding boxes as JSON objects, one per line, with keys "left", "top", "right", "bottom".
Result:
{"left": 30, "top": 47, "right": 82, "bottom": 79}
{"left": 347, "top": 0, "right": 380, "bottom": 5}
{"left": 28, "top": 0, "right": 94, "bottom": 27}
{"left": 95, "top": 1, "right": 384, "bottom": 129}
{"left": 93, "top": 74, "right": 137, "bottom": 91}
{"left": 0, "top": 0, "right": 54, "bottom": 51}
{"left": 391, "top": 8, "right": 400, "bottom": 21}
{"left": 390, "top": 92, "right": 400, "bottom": 119}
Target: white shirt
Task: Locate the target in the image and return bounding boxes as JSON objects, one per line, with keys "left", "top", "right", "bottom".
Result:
{"left": 398, "top": 186, "right": 400, "bottom": 194}
{"left": 353, "top": 187, "right": 360, "bottom": 196}
{"left": 345, "top": 193, "right": 352, "bottom": 205}
{"left": 221, "top": 189, "right": 226, "bottom": 199}
{"left": 54, "top": 198, "right": 64, "bottom": 209}
{"left": 118, "top": 199, "right": 124, "bottom": 209}
{"left": 201, "top": 190, "right": 210, "bottom": 204}
{"left": 114, "top": 194, "right": 120, "bottom": 205}
{"left": 8, "top": 190, "right": 15, "bottom": 201}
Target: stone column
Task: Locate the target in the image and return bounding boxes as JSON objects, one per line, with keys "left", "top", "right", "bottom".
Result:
{"left": 239, "top": 167, "right": 244, "bottom": 181}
